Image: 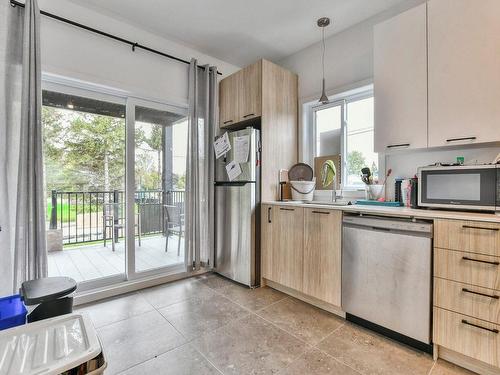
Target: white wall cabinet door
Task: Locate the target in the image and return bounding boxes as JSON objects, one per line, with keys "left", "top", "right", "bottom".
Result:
{"left": 428, "top": 0, "right": 500, "bottom": 147}
{"left": 374, "top": 3, "right": 428, "bottom": 153}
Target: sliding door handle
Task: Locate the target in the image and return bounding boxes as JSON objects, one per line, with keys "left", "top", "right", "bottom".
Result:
{"left": 462, "top": 225, "right": 499, "bottom": 232}
{"left": 462, "top": 256, "right": 500, "bottom": 266}
{"left": 461, "top": 319, "right": 499, "bottom": 334}
{"left": 462, "top": 288, "right": 499, "bottom": 300}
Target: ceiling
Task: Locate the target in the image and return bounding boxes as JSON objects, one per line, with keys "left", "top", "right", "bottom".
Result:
{"left": 69, "top": 0, "right": 409, "bottom": 67}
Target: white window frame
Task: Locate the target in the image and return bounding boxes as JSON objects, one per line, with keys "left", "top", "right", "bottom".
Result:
{"left": 307, "top": 85, "right": 379, "bottom": 191}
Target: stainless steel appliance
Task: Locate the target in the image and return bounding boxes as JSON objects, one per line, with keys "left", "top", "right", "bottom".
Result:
{"left": 342, "top": 214, "right": 433, "bottom": 351}
{"left": 418, "top": 164, "right": 500, "bottom": 212}
{"left": 215, "top": 128, "right": 260, "bottom": 287}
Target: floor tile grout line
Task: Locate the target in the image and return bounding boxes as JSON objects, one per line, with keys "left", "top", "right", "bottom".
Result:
{"left": 188, "top": 343, "right": 226, "bottom": 375}
{"left": 427, "top": 359, "right": 437, "bottom": 375}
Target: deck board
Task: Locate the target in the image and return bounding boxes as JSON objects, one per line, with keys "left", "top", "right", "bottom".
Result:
{"left": 48, "top": 235, "right": 184, "bottom": 282}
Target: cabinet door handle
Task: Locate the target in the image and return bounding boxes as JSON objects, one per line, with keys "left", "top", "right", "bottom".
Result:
{"left": 386, "top": 143, "right": 410, "bottom": 149}
{"left": 462, "top": 225, "right": 499, "bottom": 232}
{"left": 279, "top": 207, "right": 295, "bottom": 211}
{"left": 462, "top": 256, "right": 500, "bottom": 266}
{"left": 462, "top": 288, "right": 500, "bottom": 300}
{"left": 223, "top": 120, "right": 233, "bottom": 125}
{"left": 312, "top": 211, "right": 330, "bottom": 215}
{"left": 461, "top": 319, "right": 499, "bottom": 334}
{"left": 446, "top": 136, "right": 476, "bottom": 143}
{"left": 243, "top": 113, "right": 255, "bottom": 118}
{"left": 267, "top": 207, "right": 272, "bottom": 223}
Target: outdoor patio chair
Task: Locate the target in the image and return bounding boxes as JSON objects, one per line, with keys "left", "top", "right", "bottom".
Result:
{"left": 163, "top": 204, "right": 184, "bottom": 256}
{"left": 103, "top": 203, "right": 141, "bottom": 251}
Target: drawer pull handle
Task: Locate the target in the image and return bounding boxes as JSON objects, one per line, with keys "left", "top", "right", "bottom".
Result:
{"left": 279, "top": 207, "right": 295, "bottom": 211}
{"left": 462, "top": 256, "right": 500, "bottom": 266}
{"left": 223, "top": 120, "right": 233, "bottom": 125}
{"left": 462, "top": 288, "right": 500, "bottom": 300}
{"left": 386, "top": 143, "right": 410, "bottom": 149}
{"left": 462, "top": 225, "right": 499, "bottom": 232}
{"left": 446, "top": 136, "right": 476, "bottom": 143}
{"left": 461, "top": 319, "right": 499, "bottom": 334}
{"left": 267, "top": 207, "right": 272, "bottom": 223}
{"left": 243, "top": 113, "right": 255, "bottom": 118}
{"left": 312, "top": 211, "right": 330, "bottom": 215}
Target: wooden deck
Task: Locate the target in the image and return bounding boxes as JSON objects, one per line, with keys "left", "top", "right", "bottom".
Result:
{"left": 48, "top": 235, "right": 184, "bottom": 282}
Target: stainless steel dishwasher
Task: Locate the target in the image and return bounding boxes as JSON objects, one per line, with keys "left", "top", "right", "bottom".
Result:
{"left": 342, "top": 214, "right": 433, "bottom": 352}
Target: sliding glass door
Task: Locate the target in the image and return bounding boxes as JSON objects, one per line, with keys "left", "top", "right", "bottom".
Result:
{"left": 42, "top": 87, "right": 127, "bottom": 289}
{"left": 126, "top": 98, "right": 188, "bottom": 279}
{"left": 42, "top": 82, "right": 189, "bottom": 289}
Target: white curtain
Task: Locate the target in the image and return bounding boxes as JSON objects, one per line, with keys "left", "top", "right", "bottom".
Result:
{"left": 185, "top": 59, "right": 217, "bottom": 270}
{"left": 0, "top": 0, "right": 47, "bottom": 295}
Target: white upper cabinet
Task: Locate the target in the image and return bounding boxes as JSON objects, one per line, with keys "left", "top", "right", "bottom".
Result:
{"left": 374, "top": 3, "right": 428, "bottom": 152}
{"left": 428, "top": 0, "right": 500, "bottom": 147}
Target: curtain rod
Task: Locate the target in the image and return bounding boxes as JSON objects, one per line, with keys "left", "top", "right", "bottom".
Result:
{"left": 10, "top": 0, "right": 223, "bottom": 76}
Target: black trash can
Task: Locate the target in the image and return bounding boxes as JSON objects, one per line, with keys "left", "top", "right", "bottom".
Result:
{"left": 20, "top": 276, "right": 77, "bottom": 323}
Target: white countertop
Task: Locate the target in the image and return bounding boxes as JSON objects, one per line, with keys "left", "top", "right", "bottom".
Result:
{"left": 263, "top": 200, "right": 500, "bottom": 223}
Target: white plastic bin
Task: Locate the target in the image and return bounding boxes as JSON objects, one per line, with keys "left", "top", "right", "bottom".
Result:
{"left": 290, "top": 179, "right": 316, "bottom": 201}
{"left": 0, "top": 313, "right": 105, "bottom": 375}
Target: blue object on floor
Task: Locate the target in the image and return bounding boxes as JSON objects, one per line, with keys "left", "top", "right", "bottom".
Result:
{"left": 0, "top": 294, "right": 27, "bottom": 330}
{"left": 355, "top": 200, "right": 403, "bottom": 207}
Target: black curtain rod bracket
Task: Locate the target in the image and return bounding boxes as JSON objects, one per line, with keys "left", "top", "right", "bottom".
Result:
{"left": 10, "top": 0, "right": 222, "bottom": 75}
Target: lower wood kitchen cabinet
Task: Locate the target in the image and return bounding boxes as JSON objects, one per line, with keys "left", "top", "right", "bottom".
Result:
{"left": 261, "top": 204, "right": 342, "bottom": 309}
{"left": 303, "top": 208, "right": 341, "bottom": 306}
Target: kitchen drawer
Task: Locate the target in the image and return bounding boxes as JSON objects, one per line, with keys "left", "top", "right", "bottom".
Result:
{"left": 434, "top": 307, "right": 500, "bottom": 367}
{"left": 434, "top": 278, "right": 500, "bottom": 324}
{"left": 435, "top": 219, "right": 500, "bottom": 256}
{"left": 434, "top": 248, "right": 500, "bottom": 290}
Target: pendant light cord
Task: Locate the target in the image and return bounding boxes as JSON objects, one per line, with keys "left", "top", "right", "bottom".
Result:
{"left": 322, "top": 26, "right": 326, "bottom": 81}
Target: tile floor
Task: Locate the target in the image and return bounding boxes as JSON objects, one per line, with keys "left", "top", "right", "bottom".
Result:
{"left": 77, "top": 273, "right": 475, "bottom": 375}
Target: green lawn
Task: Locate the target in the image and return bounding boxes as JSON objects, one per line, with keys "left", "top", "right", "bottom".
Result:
{"left": 46, "top": 202, "right": 77, "bottom": 222}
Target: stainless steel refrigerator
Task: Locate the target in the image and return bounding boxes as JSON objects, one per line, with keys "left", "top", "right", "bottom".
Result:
{"left": 215, "top": 127, "right": 260, "bottom": 287}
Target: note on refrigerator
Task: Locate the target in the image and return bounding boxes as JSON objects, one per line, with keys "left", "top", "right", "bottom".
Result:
{"left": 233, "top": 135, "right": 250, "bottom": 163}
{"left": 226, "top": 161, "right": 242, "bottom": 181}
{"left": 214, "top": 132, "right": 231, "bottom": 159}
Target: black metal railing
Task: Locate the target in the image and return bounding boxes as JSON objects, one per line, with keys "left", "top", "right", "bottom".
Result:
{"left": 48, "top": 189, "right": 185, "bottom": 245}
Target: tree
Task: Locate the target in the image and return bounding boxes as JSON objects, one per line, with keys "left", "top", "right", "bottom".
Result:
{"left": 42, "top": 107, "right": 126, "bottom": 192}
{"left": 347, "top": 150, "right": 367, "bottom": 176}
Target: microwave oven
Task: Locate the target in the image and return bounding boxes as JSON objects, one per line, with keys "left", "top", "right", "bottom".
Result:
{"left": 418, "top": 164, "right": 500, "bottom": 212}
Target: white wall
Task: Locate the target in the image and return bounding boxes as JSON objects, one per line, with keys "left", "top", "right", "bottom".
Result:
{"left": 38, "top": 0, "right": 240, "bottom": 106}
{"left": 279, "top": 0, "right": 499, "bottom": 198}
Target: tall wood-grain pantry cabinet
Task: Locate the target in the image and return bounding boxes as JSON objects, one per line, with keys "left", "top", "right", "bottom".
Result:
{"left": 218, "top": 59, "right": 298, "bottom": 201}
{"left": 374, "top": 0, "right": 500, "bottom": 152}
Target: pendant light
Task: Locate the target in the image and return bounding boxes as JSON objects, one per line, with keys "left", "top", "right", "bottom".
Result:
{"left": 317, "top": 17, "right": 330, "bottom": 104}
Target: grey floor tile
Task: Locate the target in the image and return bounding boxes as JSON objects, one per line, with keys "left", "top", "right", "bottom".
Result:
{"left": 257, "top": 297, "right": 344, "bottom": 344}
{"left": 139, "top": 277, "right": 215, "bottom": 309}
{"left": 219, "top": 283, "right": 288, "bottom": 312}
{"left": 158, "top": 293, "right": 249, "bottom": 341}
{"left": 317, "top": 322, "right": 434, "bottom": 375}
{"left": 77, "top": 292, "right": 154, "bottom": 328}
{"left": 98, "top": 310, "right": 185, "bottom": 374}
{"left": 430, "top": 360, "right": 476, "bottom": 375}
{"left": 195, "top": 273, "right": 236, "bottom": 291}
{"left": 192, "top": 314, "right": 309, "bottom": 375}
{"left": 279, "top": 348, "right": 360, "bottom": 375}
{"left": 118, "top": 344, "right": 221, "bottom": 375}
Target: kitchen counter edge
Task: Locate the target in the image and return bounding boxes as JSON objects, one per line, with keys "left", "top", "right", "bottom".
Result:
{"left": 262, "top": 201, "right": 500, "bottom": 223}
